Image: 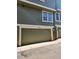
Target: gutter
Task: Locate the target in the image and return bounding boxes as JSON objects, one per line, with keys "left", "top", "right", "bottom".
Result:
{"left": 18, "top": 0, "right": 56, "bottom": 12}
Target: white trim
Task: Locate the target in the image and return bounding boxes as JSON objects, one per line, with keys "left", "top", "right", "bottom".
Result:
{"left": 57, "top": 9, "right": 61, "bottom": 11}
{"left": 17, "top": 39, "right": 61, "bottom": 52}
{"left": 51, "top": 28, "right": 53, "bottom": 40}
{"left": 56, "top": 26, "right": 61, "bottom": 38}
{"left": 18, "top": 0, "right": 56, "bottom": 11}
{"left": 56, "top": 27, "right": 61, "bottom": 38}
{"left": 19, "top": 26, "right": 22, "bottom": 46}
{"left": 17, "top": 24, "right": 54, "bottom": 29}
{"left": 56, "top": 25, "right": 61, "bottom": 27}
{"left": 56, "top": 27, "right": 59, "bottom": 38}
{"left": 17, "top": 24, "right": 54, "bottom": 47}
{"left": 42, "top": 11, "right": 47, "bottom": 22}
{"left": 17, "top": 24, "right": 20, "bottom": 26}
{"left": 42, "top": 11, "right": 53, "bottom": 23}
{"left": 40, "top": 0, "right": 45, "bottom": 2}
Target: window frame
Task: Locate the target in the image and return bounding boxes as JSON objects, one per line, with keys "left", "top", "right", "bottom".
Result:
{"left": 40, "top": 0, "right": 45, "bottom": 2}
{"left": 42, "top": 11, "right": 53, "bottom": 23}
{"left": 55, "top": 12, "right": 61, "bottom": 22}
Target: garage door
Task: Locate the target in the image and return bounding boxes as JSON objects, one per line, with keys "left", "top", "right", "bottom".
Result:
{"left": 21, "top": 28, "right": 51, "bottom": 46}
{"left": 58, "top": 28, "right": 61, "bottom": 38}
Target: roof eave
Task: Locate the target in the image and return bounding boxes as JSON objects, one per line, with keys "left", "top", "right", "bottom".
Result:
{"left": 18, "top": 0, "right": 56, "bottom": 12}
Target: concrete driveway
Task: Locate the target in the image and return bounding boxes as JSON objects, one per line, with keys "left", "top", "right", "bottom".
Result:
{"left": 17, "top": 39, "right": 61, "bottom": 59}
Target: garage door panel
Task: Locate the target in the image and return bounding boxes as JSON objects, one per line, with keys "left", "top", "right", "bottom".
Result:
{"left": 21, "top": 29, "right": 51, "bottom": 46}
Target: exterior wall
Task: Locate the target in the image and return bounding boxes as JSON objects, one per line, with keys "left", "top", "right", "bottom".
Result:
{"left": 17, "top": 0, "right": 61, "bottom": 45}
{"left": 17, "top": 0, "right": 61, "bottom": 25}
{"left": 55, "top": 21, "right": 61, "bottom": 25}
{"left": 27, "top": 0, "right": 56, "bottom": 9}
{"left": 55, "top": 0, "right": 61, "bottom": 25}
{"left": 56, "top": 0, "right": 61, "bottom": 10}
{"left": 17, "top": 4, "right": 53, "bottom": 26}
{"left": 21, "top": 29, "right": 51, "bottom": 46}
{"left": 55, "top": 11, "right": 61, "bottom": 25}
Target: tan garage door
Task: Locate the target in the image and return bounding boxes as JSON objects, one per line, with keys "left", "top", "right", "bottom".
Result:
{"left": 21, "top": 28, "right": 51, "bottom": 46}
{"left": 58, "top": 28, "right": 61, "bottom": 38}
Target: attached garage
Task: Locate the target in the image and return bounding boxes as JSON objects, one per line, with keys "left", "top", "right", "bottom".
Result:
{"left": 17, "top": 24, "right": 53, "bottom": 46}
{"left": 56, "top": 27, "right": 61, "bottom": 38}
{"left": 21, "top": 29, "right": 51, "bottom": 46}
{"left": 58, "top": 27, "right": 61, "bottom": 38}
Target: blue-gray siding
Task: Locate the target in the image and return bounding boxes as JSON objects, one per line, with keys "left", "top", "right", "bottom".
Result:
{"left": 17, "top": 4, "right": 61, "bottom": 25}
{"left": 27, "top": 0, "right": 56, "bottom": 9}
{"left": 56, "top": 0, "right": 61, "bottom": 10}
{"left": 17, "top": 5, "right": 54, "bottom": 26}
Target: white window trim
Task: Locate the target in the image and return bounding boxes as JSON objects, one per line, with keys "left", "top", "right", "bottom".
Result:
{"left": 42, "top": 11, "right": 53, "bottom": 23}
{"left": 55, "top": 12, "right": 61, "bottom": 22}
{"left": 40, "top": 0, "right": 45, "bottom": 2}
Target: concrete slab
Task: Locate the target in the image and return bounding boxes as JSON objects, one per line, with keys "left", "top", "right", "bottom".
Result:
{"left": 17, "top": 40, "right": 61, "bottom": 59}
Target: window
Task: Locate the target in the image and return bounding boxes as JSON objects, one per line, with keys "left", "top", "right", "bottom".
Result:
{"left": 48, "top": 13, "right": 53, "bottom": 22}
{"left": 43, "top": 12, "right": 48, "bottom": 21}
{"left": 40, "top": 0, "right": 45, "bottom": 2}
{"left": 55, "top": 12, "right": 61, "bottom": 21}
{"left": 42, "top": 11, "right": 53, "bottom": 23}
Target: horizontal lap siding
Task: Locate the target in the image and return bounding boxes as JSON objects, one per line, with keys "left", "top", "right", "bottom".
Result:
{"left": 55, "top": 22, "right": 61, "bottom": 25}
{"left": 56, "top": 0, "right": 61, "bottom": 10}
{"left": 27, "top": 0, "right": 55, "bottom": 9}
{"left": 17, "top": 5, "right": 53, "bottom": 26}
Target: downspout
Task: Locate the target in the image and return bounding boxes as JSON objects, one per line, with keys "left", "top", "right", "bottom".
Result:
{"left": 54, "top": 0, "right": 57, "bottom": 26}
{"left": 53, "top": 0, "right": 57, "bottom": 40}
